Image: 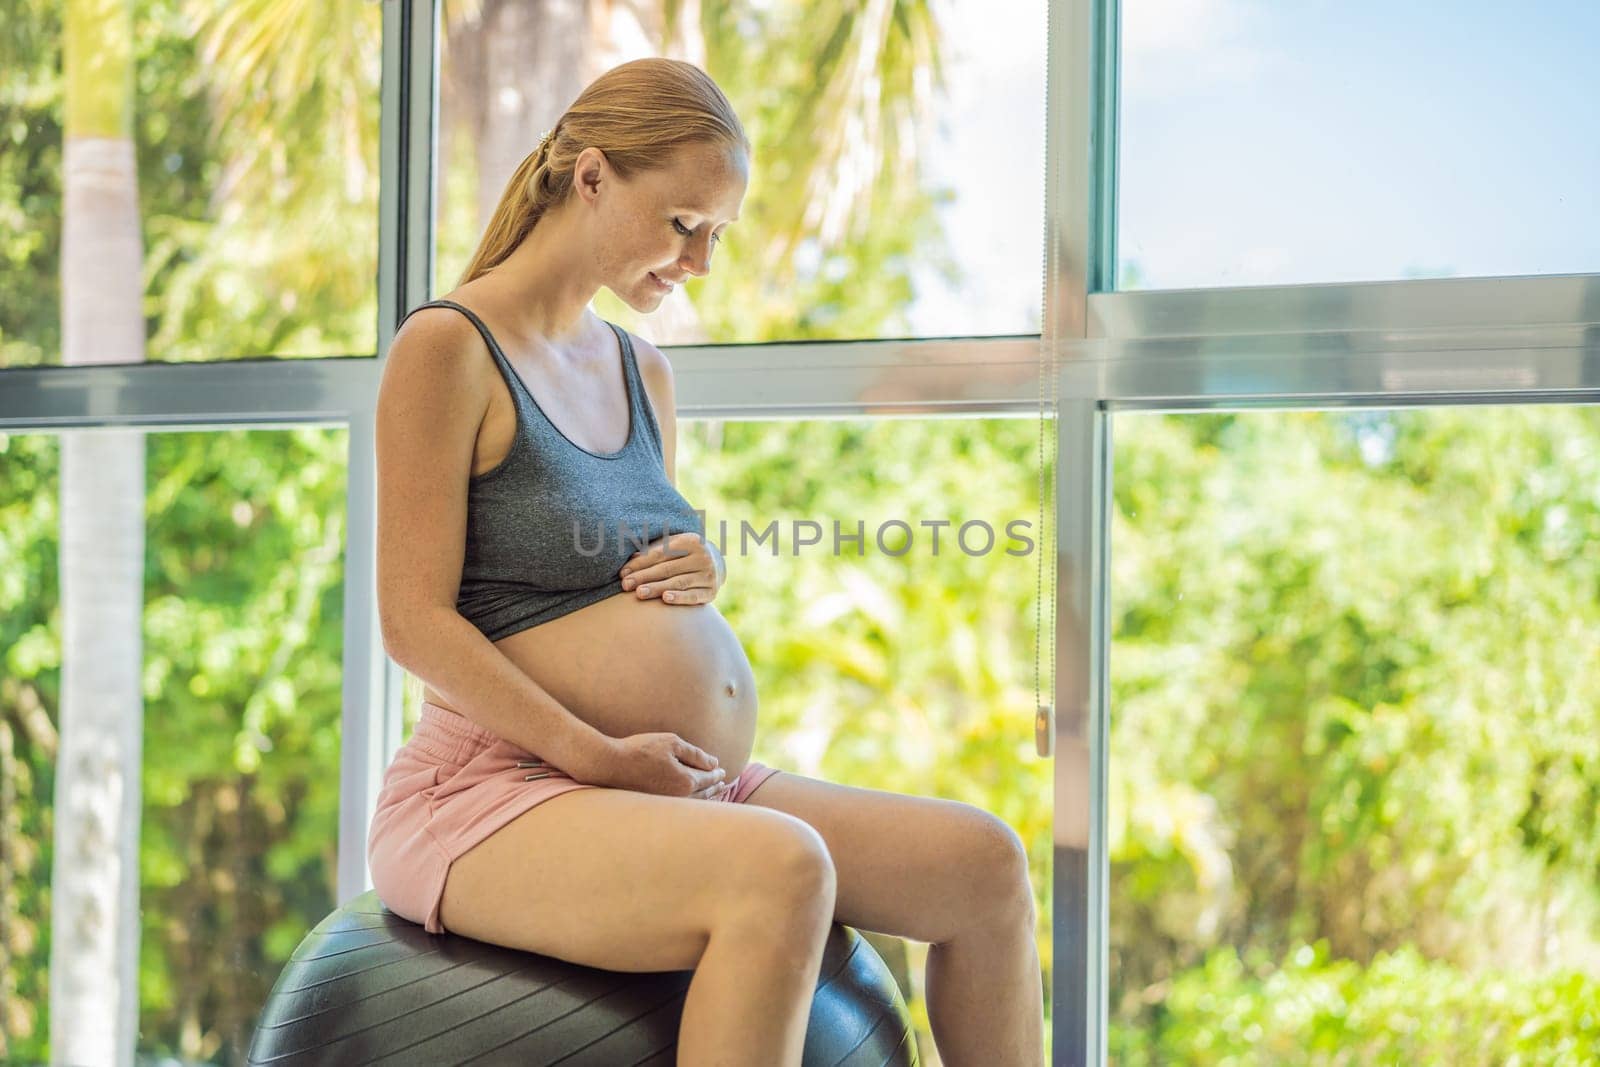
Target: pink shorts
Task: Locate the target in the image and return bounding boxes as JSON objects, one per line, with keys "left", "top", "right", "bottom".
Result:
{"left": 367, "top": 700, "right": 783, "bottom": 934}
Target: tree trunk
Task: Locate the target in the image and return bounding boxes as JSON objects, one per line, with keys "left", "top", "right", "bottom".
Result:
{"left": 440, "top": 0, "right": 591, "bottom": 240}
{"left": 51, "top": 1, "right": 147, "bottom": 1064}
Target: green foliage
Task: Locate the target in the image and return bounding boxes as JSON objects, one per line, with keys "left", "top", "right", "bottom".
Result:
{"left": 1111, "top": 940, "right": 1600, "bottom": 1066}
{"left": 1109, "top": 407, "right": 1600, "bottom": 1061}
{"left": 0, "top": 0, "right": 63, "bottom": 369}
{"left": 1, "top": 0, "right": 380, "bottom": 369}
{"left": 2, "top": 426, "right": 348, "bottom": 1063}
{"left": 0, "top": 433, "right": 60, "bottom": 1046}
{"left": 678, "top": 413, "right": 1058, "bottom": 1057}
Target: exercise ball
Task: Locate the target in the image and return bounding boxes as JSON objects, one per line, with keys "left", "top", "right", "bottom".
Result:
{"left": 247, "top": 890, "right": 919, "bottom": 1065}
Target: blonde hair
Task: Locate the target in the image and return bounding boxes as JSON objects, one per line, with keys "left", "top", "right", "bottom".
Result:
{"left": 457, "top": 58, "right": 751, "bottom": 288}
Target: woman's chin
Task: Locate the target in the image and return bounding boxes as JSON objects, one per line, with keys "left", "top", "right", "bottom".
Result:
{"left": 618, "top": 288, "right": 663, "bottom": 313}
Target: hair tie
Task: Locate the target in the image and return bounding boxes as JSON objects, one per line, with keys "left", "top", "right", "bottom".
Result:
{"left": 537, "top": 128, "right": 556, "bottom": 157}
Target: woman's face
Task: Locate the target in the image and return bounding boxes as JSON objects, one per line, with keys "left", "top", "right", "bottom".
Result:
{"left": 593, "top": 141, "right": 749, "bottom": 311}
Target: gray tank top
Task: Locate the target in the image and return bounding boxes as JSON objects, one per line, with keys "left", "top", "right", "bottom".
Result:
{"left": 401, "top": 299, "right": 706, "bottom": 642}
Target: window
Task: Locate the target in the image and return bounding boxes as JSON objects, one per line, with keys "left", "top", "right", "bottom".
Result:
{"left": 1117, "top": 1, "right": 1600, "bottom": 290}
{"left": 2, "top": 426, "right": 347, "bottom": 1062}
{"left": 431, "top": 0, "right": 1045, "bottom": 343}
{"left": 1108, "top": 406, "right": 1600, "bottom": 1060}
{"left": 688, "top": 414, "right": 1054, "bottom": 1059}
{"left": 0, "top": 5, "right": 382, "bottom": 367}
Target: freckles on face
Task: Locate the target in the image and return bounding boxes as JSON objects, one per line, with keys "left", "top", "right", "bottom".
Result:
{"left": 612, "top": 147, "right": 747, "bottom": 299}
{"left": 633, "top": 220, "right": 694, "bottom": 294}
{"left": 602, "top": 196, "right": 671, "bottom": 274}
{"left": 634, "top": 231, "right": 677, "bottom": 294}
{"left": 619, "top": 225, "right": 678, "bottom": 303}
{"left": 593, "top": 221, "right": 668, "bottom": 293}
{"left": 638, "top": 224, "right": 681, "bottom": 270}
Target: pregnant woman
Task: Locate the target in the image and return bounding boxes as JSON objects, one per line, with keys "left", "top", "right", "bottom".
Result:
{"left": 367, "top": 57, "right": 1044, "bottom": 1065}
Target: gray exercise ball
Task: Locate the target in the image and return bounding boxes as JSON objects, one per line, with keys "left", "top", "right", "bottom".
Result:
{"left": 247, "top": 889, "right": 919, "bottom": 1065}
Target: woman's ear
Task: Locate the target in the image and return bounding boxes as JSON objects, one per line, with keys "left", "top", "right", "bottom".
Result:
{"left": 574, "top": 146, "right": 608, "bottom": 205}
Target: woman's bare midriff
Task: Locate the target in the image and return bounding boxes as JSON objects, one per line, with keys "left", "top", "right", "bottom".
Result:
{"left": 422, "top": 589, "right": 761, "bottom": 781}
{"left": 418, "top": 289, "right": 756, "bottom": 777}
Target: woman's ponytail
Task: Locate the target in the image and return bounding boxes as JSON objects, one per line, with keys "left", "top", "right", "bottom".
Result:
{"left": 456, "top": 131, "right": 558, "bottom": 287}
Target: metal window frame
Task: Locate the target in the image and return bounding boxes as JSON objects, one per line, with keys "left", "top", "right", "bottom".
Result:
{"left": 4, "top": 0, "right": 1600, "bottom": 1062}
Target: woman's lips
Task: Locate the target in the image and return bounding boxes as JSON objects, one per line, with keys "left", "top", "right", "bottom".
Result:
{"left": 649, "top": 271, "right": 673, "bottom": 292}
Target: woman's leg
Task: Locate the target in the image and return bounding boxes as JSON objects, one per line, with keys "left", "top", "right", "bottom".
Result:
{"left": 437, "top": 786, "right": 838, "bottom": 1065}
{"left": 739, "top": 771, "right": 1046, "bottom": 1067}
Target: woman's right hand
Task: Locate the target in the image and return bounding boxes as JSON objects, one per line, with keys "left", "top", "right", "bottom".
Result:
{"left": 577, "top": 732, "right": 730, "bottom": 799}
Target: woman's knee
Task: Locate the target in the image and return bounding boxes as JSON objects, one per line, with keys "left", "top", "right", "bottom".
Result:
{"left": 730, "top": 814, "right": 837, "bottom": 923}
{"left": 961, "top": 807, "right": 1035, "bottom": 924}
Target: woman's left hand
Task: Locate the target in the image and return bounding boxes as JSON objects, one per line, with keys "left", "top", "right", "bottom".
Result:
{"left": 619, "top": 532, "right": 722, "bottom": 605}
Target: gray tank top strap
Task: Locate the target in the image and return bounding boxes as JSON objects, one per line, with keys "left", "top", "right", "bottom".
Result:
{"left": 401, "top": 298, "right": 497, "bottom": 342}
{"left": 404, "top": 297, "right": 524, "bottom": 400}
{"left": 404, "top": 299, "right": 655, "bottom": 463}
{"left": 397, "top": 300, "right": 704, "bottom": 642}
{"left": 604, "top": 320, "right": 665, "bottom": 461}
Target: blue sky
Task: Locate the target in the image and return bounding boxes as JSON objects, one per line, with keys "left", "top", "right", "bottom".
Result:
{"left": 906, "top": 0, "right": 1599, "bottom": 334}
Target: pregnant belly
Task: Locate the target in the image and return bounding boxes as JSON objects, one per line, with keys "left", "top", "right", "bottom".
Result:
{"left": 424, "top": 590, "right": 760, "bottom": 780}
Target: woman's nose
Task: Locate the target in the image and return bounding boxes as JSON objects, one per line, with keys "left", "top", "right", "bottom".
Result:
{"left": 681, "top": 238, "right": 713, "bottom": 276}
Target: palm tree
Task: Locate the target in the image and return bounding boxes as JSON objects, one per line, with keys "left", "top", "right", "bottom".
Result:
{"left": 50, "top": 0, "right": 148, "bottom": 1064}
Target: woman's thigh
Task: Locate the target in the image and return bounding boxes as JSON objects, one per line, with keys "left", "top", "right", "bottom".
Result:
{"left": 740, "top": 771, "right": 1034, "bottom": 945}
{"left": 437, "top": 785, "right": 832, "bottom": 972}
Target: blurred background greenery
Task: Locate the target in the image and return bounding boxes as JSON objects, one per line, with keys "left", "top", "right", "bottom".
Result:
{"left": 13, "top": 404, "right": 1600, "bottom": 1064}
{"left": 5, "top": 0, "right": 1598, "bottom": 1063}
{"left": 1107, "top": 407, "right": 1600, "bottom": 1064}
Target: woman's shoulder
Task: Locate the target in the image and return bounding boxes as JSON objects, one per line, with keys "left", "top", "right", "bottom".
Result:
{"left": 392, "top": 302, "right": 495, "bottom": 372}
{"left": 384, "top": 300, "right": 498, "bottom": 419}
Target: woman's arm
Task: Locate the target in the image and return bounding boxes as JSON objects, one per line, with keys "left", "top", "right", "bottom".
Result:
{"left": 377, "top": 308, "right": 617, "bottom": 772}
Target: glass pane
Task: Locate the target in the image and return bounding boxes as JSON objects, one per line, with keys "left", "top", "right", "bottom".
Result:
{"left": 1, "top": 425, "right": 348, "bottom": 1062}
{"left": 431, "top": 0, "right": 1045, "bottom": 343}
{"left": 394, "top": 414, "right": 1055, "bottom": 1063}
{"left": 0, "top": 3, "right": 381, "bottom": 368}
{"left": 1108, "top": 406, "right": 1600, "bottom": 1062}
{"left": 1118, "top": 2, "right": 1600, "bottom": 290}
